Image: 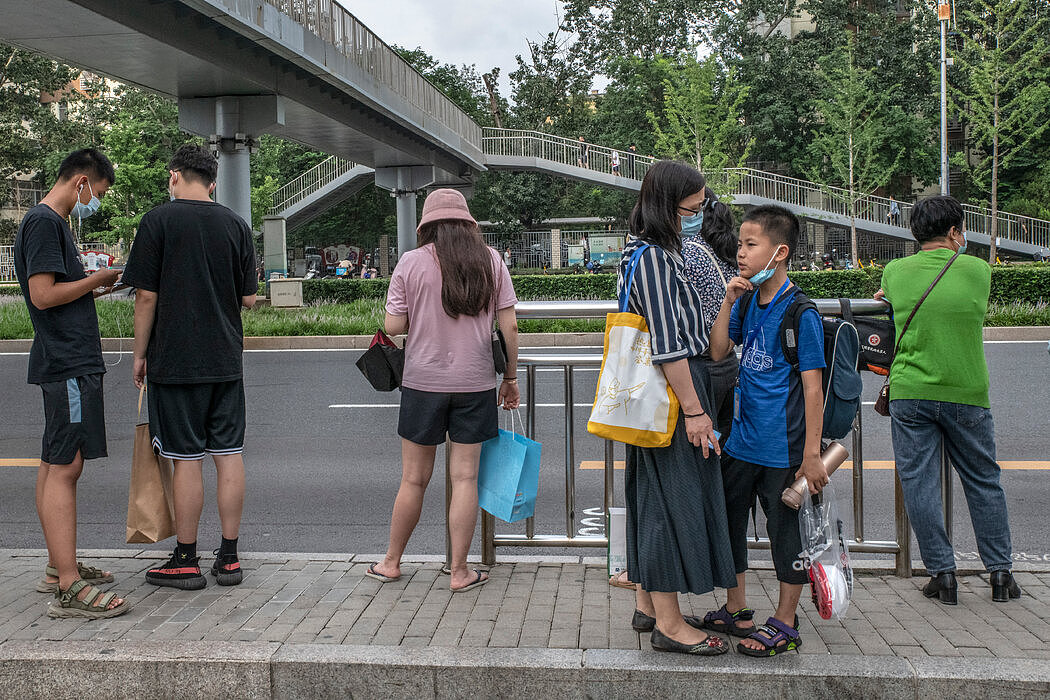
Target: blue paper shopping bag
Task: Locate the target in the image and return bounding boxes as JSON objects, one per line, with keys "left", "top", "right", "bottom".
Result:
{"left": 478, "top": 411, "right": 541, "bottom": 523}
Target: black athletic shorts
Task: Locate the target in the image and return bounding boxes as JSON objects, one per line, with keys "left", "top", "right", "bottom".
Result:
{"left": 398, "top": 387, "right": 498, "bottom": 446}
{"left": 148, "top": 379, "right": 246, "bottom": 461}
{"left": 39, "top": 373, "right": 107, "bottom": 465}
{"left": 722, "top": 456, "right": 807, "bottom": 585}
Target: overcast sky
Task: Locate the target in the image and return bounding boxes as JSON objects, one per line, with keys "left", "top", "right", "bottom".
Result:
{"left": 341, "top": 1, "right": 570, "bottom": 95}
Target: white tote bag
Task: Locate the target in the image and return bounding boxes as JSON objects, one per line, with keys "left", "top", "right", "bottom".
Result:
{"left": 587, "top": 245, "right": 679, "bottom": 448}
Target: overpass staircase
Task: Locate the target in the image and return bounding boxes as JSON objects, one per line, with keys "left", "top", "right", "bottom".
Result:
{"left": 271, "top": 129, "right": 1050, "bottom": 257}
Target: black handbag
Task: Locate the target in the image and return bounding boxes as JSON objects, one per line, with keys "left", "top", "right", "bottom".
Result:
{"left": 492, "top": 327, "right": 508, "bottom": 375}
{"left": 839, "top": 299, "right": 894, "bottom": 375}
{"left": 356, "top": 331, "right": 404, "bottom": 392}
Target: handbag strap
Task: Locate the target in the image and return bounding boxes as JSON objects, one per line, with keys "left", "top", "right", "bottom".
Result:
{"left": 690, "top": 240, "right": 728, "bottom": 290}
{"left": 891, "top": 251, "right": 961, "bottom": 357}
{"left": 618, "top": 244, "right": 650, "bottom": 313}
{"left": 137, "top": 384, "right": 146, "bottom": 421}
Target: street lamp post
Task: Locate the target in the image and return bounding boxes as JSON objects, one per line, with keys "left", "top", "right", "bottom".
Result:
{"left": 939, "top": 0, "right": 951, "bottom": 196}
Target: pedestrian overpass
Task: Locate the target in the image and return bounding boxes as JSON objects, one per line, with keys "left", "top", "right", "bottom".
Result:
{"left": 2, "top": 0, "right": 1047, "bottom": 272}
{"left": 271, "top": 129, "right": 1050, "bottom": 260}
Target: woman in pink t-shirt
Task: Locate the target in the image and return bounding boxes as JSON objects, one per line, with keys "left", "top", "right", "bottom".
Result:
{"left": 367, "top": 189, "right": 519, "bottom": 593}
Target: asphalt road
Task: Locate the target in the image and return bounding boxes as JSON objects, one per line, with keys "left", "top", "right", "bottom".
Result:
{"left": 1, "top": 343, "right": 1049, "bottom": 567}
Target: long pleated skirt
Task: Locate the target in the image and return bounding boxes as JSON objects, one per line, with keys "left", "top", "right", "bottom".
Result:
{"left": 625, "top": 356, "right": 737, "bottom": 594}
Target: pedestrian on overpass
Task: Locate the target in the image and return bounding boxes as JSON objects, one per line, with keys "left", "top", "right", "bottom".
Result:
{"left": 14, "top": 148, "right": 129, "bottom": 619}
{"left": 577, "top": 136, "right": 589, "bottom": 167}
{"left": 122, "top": 144, "right": 258, "bottom": 591}
{"left": 876, "top": 195, "right": 1021, "bottom": 605}
{"left": 617, "top": 161, "right": 736, "bottom": 656}
{"left": 367, "top": 189, "right": 519, "bottom": 593}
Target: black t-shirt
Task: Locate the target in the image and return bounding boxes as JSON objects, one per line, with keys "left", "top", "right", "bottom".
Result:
{"left": 121, "top": 199, "right": 258, "bottom": 384}
{"left": 14, "top": 204, "right": 105, "bottom": 384}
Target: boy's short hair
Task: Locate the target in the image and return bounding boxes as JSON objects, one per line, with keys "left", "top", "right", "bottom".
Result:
{"left": 910, "top": 196, "right": 964, "bottom": 243}
{"left": 57, "top": 148, "right": 115, "bottom": 185}
{"left": 167, "top": 145, "right": 218, "bottom": 185}
{"left": 742, "top": 205, "right": 801, "bottom": 257}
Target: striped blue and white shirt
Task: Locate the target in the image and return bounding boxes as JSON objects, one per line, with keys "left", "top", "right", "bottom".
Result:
{"left": 617, "top": 237, "right": 709, "bottom": 364}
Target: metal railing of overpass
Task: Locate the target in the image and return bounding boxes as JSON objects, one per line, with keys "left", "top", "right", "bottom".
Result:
{"left": 258, "top": 0, "right": 482, "bottom": 149}
{"left": 481, "top": 128, "right": 657, "bottom": 180}
{"left": 710, "top": 168, "right": 1050, "bottom": 251}
{"left": 269, "top": 155, "right": 359, "bottom": 216}
{"left": 465, "top": 298, "right": 918, "bottom": 578}
{"left": 269, "top": 127, "right": 1050, "bottom": 253}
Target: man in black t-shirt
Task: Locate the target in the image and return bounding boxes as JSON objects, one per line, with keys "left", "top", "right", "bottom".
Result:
{"left": 14, "top": 148, "right": 129, "bottom": 618}
{"left": 122, "top": 145, "right": 257, "bottom": 591}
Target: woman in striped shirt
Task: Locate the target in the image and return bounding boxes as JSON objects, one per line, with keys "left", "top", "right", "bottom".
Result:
{"left": 617, "top": 161, "right": 737, "bottom": 656}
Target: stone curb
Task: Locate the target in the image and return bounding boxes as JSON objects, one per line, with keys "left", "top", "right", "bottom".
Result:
{"left": 0, "top": 640, "right": 1047, "bottom": 699}
{"left": 4, "top": 549, "right": 1050, "bottom": 575}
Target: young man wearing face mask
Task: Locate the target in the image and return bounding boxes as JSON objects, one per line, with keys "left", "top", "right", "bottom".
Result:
{"left": 706, "top": 205, "right": 826, "bottom": 657}
{"left": 122, "top": 144, "right": 257, "bottom": 590}
{"left": 14, "top": 148, "right": 130, "bottom": 618}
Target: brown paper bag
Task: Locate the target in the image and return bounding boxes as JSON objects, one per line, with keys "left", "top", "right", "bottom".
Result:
{"left": 126, "top": 386, "right": 176, "bottom": 544}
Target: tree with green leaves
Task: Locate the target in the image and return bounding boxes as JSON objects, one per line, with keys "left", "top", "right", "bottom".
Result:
{"left": 949, "top": 0, "right": 1050, "bottom": 263}
{"left": 647, "top": 54, "right": 753, "bottom": 180}
{"left": 803, "top": 34, "right": 907, "bottom": 267}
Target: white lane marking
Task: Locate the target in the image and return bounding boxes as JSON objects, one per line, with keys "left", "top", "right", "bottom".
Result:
{"left": 329, "top": 402, "right": 596, "bottom": 409}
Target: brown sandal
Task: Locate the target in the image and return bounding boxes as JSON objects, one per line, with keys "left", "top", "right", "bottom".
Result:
{"left": 47, "top": 579, "right": 130, "bottom": 619}
{"left": 37, "top": 562, "right": 114, "bottom": 593}
{"left": 609, "top": 570, "right": 636, "bottom": 589}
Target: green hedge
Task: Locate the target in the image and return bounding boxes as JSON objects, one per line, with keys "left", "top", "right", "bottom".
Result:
{"left": 988, "top": 264, "right": 1050, "bottom": 304}
{"left": 295, "top": 264, "right": 1050, "bottom": 305}
{"left": 0, "top": 285, "right": 22, "bottom": 297}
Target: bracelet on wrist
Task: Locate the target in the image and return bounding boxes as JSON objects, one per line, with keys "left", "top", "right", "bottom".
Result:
{"left": 502, "top": 377, "right": 518, "bottom": 383}
{"left": 683, "top": 411, "right": 705, "bottom": 418}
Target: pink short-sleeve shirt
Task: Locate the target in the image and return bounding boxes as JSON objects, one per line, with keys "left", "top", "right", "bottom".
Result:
{"left": 386, "top": 244, "right": 517, "bottom": 393}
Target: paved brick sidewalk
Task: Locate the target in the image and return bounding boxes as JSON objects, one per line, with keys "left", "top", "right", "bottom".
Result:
{"left": 1, "top": 550, "right": 1048, "bottom": 660}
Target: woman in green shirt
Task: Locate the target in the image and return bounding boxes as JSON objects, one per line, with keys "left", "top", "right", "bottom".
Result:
{"left": 878, "top": 196, "right": 1020, "bottom": 606}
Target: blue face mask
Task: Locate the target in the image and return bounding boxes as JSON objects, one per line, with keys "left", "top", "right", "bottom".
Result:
{"left": 748, "top": 246, "right": 784, "bottom": 285}
{"left": 680, "top": 210, "right": 703, "bottom": 237}
{"left": 72, "top": 181, "right": 100, "bottom": 220}
{"left": 957, "top": 231, "right": 967, "bottom": 255}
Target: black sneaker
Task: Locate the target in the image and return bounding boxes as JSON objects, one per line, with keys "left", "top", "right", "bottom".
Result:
{"left": 146, "top": 551, "right": 206, "bottom": 590}
{"left": 210, "top": 549, "right": 243, "bottom": 586}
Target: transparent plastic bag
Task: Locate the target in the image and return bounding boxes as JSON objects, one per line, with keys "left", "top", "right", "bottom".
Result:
{"left": 798, "top": 479, "right": 854, "bottom": 620}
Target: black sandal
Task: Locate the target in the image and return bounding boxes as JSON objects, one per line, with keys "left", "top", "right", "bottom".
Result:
{"left": 736, "top": 616, "right": 802, "bottom": 657}
{"left": 701, "top": 604, "right": 756, "bottom": 637}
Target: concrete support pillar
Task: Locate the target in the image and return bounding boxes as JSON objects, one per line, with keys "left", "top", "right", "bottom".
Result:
{"left": 551, "top": 228, "right": 562, "bottom": 269}
{"left": 262, "top": 216, "right": 287, "bottom": 279}
{"left": 395, "top": 170, "right": 418, "bottom": 260}
{"left": 213, "top": 97, "right": 253, "bottom": 227}
{"left": 178, "top": 95, "right": 284, "bottom": 229}
{"left": 374, "top": 166, "right": 437, "bottom": 259}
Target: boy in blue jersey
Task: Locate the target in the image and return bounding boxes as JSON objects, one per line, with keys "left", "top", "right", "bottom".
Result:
{"left": 704, "top": 205, "right": 827, "bottom": 657}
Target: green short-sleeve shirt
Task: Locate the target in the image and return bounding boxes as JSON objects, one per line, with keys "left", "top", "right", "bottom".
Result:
{"left": 880, "top": 248, "right": 990, "bottom": 408}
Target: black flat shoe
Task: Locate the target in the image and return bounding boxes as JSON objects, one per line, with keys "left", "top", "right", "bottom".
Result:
{"left": 631, "top": 609, "right": 705, "bottom": 633}
{"left": 650, "top": 626, "right": 728, "bottom": 656}
{"left": 990, "top": 570, "right": 1022, "bottom": 602}
{"left": 922, "top": 571, "right": 957, "bottom": 605}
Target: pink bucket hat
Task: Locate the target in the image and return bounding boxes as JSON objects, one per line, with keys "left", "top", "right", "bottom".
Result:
{"left": 417, "top": 188, "right": 477, "bottom": 232}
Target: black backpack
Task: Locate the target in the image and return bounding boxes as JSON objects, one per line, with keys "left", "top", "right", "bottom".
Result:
{"left": 738, "top": 289, "right": 863, "bottom": 440}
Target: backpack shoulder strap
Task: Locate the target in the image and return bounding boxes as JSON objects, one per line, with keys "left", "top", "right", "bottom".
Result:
{"left": 737, "top": 288, "right": 756, "bottom": 328}
{"left": 781, "top": 290, "right": 816, "bottom": 371}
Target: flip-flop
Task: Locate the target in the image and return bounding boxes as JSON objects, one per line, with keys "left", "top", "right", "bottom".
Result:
{"left": 364, "top": 563, "right": 400, "bottom": 583}
{"left": 609, "top": 570, "right": 635, "bottom": 590}
{"left": 451, "top": 569, "right": 489, "bottom": 593}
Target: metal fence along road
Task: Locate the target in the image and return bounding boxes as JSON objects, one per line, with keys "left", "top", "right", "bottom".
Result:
{"left": 0, "top": 246, "right": 14, "bottom": 282}
{"left": 464, "top": 299, "right": 919, "bottom": 578}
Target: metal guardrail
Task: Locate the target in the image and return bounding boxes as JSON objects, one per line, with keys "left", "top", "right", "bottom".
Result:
{"left": 257, "top": 0, "right": 482, "bottom": 149}
{"left": 269, "top": 156, "right": 358, "bottom": 216}
{"left": 481, "top": 128, "right": 656, "bottom": 181}
{"left": 478, "top": 298, "right": 917, "bottom": 578}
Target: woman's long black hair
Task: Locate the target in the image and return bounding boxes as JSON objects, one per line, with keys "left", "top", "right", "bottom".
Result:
{"left": 701, "top": 187, "right": 738, "bottom": 265}
{"left": 628, "top": 161, "right": 706, "bottom": 254}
